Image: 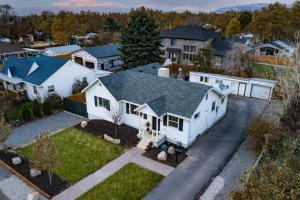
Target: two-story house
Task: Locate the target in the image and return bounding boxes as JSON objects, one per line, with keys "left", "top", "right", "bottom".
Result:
{"left": 160, "top": 25, "right": 232, "bottom": 67}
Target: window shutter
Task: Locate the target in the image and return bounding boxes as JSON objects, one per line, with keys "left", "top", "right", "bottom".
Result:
{"left": 163, "top": 115, "right": 167, "bottom": 126}
{"left": 179, "top": 119, "right": 183, "bottom": 131}
{"left": 94, "top": 96, "right": 98, "bottom": 107}
{"left": 126, "top": 103, "right": 129, "bottom": 114}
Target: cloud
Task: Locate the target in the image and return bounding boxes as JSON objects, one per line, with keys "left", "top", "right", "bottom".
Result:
{"left": 52, "top": 0, "right": 127, "bottom": 8}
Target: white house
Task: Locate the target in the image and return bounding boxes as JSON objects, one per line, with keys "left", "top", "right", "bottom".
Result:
{"left": 42, "top": 45, "right": 82, "bottom": 57}
{"left": 71, "top": 44, "right": 123, "bottom": 72}
{"left": 189, "top": 72, "right": 277, "bottom": 100}
{"left": 83, "top": 70, "right": 228, "bottom": 148}
{"left": 255, "top": 40, "right": 295, "bottom": 57}
{"left": 0, "top": 56, "right": 107, "bottom": 100}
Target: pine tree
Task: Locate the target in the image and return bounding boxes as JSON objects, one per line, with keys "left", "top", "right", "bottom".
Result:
{"left": 120, "top": 8, "right": 161, "bottom": 69}
{"left": 32, "top": 99, "right": 42, "bottom": 118}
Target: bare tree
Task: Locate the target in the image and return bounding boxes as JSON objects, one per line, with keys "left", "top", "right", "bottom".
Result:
{"left": 106, "top": 103, "right": 122, "bottom": 138}
{"left": 0, "top": 115, "right": 12, "bottom": 153}
{"left": 31, "top": 134, "right": 59, "bottom": 186}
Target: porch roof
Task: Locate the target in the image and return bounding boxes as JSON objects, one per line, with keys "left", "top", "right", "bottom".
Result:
{"left": 98, "top": 71, "right": 212, "bottom": 118}
{"left": 0, "top": 73, "right": 22, "bottom": 84}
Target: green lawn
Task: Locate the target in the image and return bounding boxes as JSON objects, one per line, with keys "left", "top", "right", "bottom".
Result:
{"left": 252, "top": 63, "right": 276, "bottom": 78}
{"left": 78, "top": 163, "right": 163, "bottom": 200}
{"left": 5, "top": 101, "right": 32, "bottom": 121}
{"left": 19, "top": 128, "right": 124, "bottom": 183}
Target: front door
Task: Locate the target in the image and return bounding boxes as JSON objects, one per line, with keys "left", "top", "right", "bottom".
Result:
{"left": 152, "top": 116, "right": 157, "bottom": 130}
{"left": 169, "top": 53, "right": 178, "bottom": 63}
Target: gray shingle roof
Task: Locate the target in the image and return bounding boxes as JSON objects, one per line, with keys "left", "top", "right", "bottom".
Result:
{"left": 99, "top": 71, "right": 212, "bottom": 118}
{"left": 160, "top": 26, "right": 219, "bottom": 41}
{"left": 84, "top": 44, "right": 121, "bottom": 59}
{"left": 43, "top": 45, "right": 81, "bottom": 55}
{"left": 212, "top": 39, "right": 233, "bottom": 56}
{"left": 0, "top": 56, "right": 68, "bottom": 85}
{"left": 129, "top": 62, "right": 162, "bottom": 75}
{"left": 0, "top": 41, "right": 26, "bottom": 55}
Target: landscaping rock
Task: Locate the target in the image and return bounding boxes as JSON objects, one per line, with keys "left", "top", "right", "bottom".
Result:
{"left": 30, "top": 169, "right": 41, "bottom": 178}
{"left": 104, "top": 134, "right": 121, "bottom": 144}
{"left": 157, "top": 151, "right": 167, "bottom": 161}
{"left": 12, "top": 157, "right": 22, "bottom": 165}
{"left": 168, "top": 146, "right": 175, "bottom": 155}
{"left": 80, "top": 120, "right": 88, "bottom": 128}
{"left": 27, "top": 192, "right": 40, "bottom": 200}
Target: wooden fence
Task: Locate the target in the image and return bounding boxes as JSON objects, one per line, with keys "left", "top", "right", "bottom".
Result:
{"left": 68, "top": 92, "right": 86, "bottom": 104}
{"left": 246, "top": 54, "right": 294, "bottom": 66}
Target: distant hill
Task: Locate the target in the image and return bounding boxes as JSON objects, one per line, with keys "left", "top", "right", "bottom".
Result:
{"left": 215, "top": 3, "right": 269, "bottom": 13}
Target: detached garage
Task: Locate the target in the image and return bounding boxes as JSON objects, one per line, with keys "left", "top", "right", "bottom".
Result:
{"left": 189, "top": 72, "right": 277, "bottom": 101}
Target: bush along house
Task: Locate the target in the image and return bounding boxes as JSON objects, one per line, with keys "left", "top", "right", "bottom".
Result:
{"left": 160, "top": 25, "right": 232, "bottom": 68}
{"left": 71, "top": 44, "right": 123, "bottom": 72}
{"left": 0, "top": 56, "right": 100, "bottom": 101}
{"left": 82, "top": 70, "right": 228, "bottom": 148}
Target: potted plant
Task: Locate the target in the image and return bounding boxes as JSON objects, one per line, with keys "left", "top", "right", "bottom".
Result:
{"left": 145, "top": 122, "right": 150, "bottom": 131}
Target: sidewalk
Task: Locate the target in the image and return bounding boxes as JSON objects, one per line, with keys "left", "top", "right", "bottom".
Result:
{"left": 52, "top": 148, "right": 174, "bottom": 200}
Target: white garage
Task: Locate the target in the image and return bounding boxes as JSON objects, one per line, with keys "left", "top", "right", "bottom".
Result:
{"left": 189, "top": 72, "right": 277, "bottom": 101}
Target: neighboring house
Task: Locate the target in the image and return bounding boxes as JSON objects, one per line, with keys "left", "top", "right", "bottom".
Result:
{"left": 190, "top": 72, "right": 277, "bottom": 100}
{"left": 71, "top": 44, "right": 123, "bottom": 72}
{"left": 129, "top": 62, "right": 162, "bottom": 75}
{"left": 83, "top": 70, "right": 228, "bottom": 148}
{"left": 255, "top": 40, "right": 295, "bottom": 57}
{"left": 160, "top": 25, "right": 232, "bottom": 67}
{"left": 0, "top": 41, "right": 28, "bottom": 64}
{"left": 0, "top": 56, "right": 102, "bottom": 100}
{"left": 42, "top": 45, "right": 82, "bottom": 57}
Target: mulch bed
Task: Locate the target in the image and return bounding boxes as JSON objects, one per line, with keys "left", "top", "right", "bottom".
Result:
{"left": 74, "top": 120, "right": 139, "bottom": 148}
{"left": 0, "top": 150, "right": 70, "bottom": 198}
{"left": 143, "top": 143, "right": 188, "bottom": 167}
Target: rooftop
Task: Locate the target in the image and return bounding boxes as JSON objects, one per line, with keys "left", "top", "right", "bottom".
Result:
{"left": 0, "top": 41, "right": 26, "bottom": 55}
{"left": 84, "top": 44, "right": 121, "bottom": 59}
{"left": 43, "top": 45, "right": 81, "bottom": 55}
{"left": 212, "top": 39, "right": 233, "bottom": 56}
{"left": 129, "top": 62, "right": 162, "bottom": 75}
{"left": 98, "top": 71, "right": 213, "bottom": 118}
{"left": 0, "top": 56, "right": 68, "bottom": 85}
{"left": 160, "top": 25, "right": 219, "bottom": 41}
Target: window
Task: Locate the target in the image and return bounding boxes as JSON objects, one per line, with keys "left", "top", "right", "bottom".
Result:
{"left": 33, "top": 86, "right": 37, "bottom": 95}
{"left": 130, "top": 104, "right": 138, "bottom": 115}
{"left": 143, "top": 114, "right": 147, "bottom": 120}
{"left": 206, "top": 94, "right": 208, "bottom": 100}
{"left": 194, "top": 112, "right": 200, "bottom": 119}
{"left": 171, "top": 39, "right": 176, "bottom": 46}
{"left": 126, "top": 103, "right": 130, "bottom": 114}
{"left": 160, "top": 39, "right": 165, "bottom": 47}
{"left": 94, "top": 96, "right": 110, "bottom": 110}
{"left": 212, "top": 101, "right": 216, "bottom": 111}
{"left": 48, "top": 85, "right": 55, "bottom": 93}
{"left": 200, "top": 76, "right": 204, "bottom": 82}
{"left": 168, "top": 115, "right": 179, "bottom": 128}
{"left": 183, "top": 45, "right": 196, "bottom": 53}
{"left": 216, "top": 79, "right": 223, "bottom": 84}
{"left": 204, "top": 77, "right": 209, "bottom": 83}
{"left": 221, "top": 97, "right": 225, "bottom": 104}
{"left": 82, "top": 77, "right": 87, "bottom": 83}
{"left": 85, "top": 61, "right": 95, "bottom": 69}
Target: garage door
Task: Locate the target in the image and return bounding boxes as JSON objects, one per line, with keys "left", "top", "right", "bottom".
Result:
{"left": 250, "top": 84, "right": 271, "bottom": 100}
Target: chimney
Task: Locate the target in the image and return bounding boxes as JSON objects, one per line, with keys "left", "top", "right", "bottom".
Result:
{"left": 177, "top": 68, "right": 185, "bottom": 80}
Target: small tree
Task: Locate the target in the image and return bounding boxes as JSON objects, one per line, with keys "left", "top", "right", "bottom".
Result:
{"left": 32, "top": 99, "right": 42, "bottom": 118}
{"left": 193, "top": 45, "right": 214, "bottom": 70}
{"left": 280, "top": 95, "right": 300, "bottom": 133}
{"left": 106, "top": 103, "right": 122, "bottom": 138}
{"left": 31, "top": 134, "right": 59, "bottom": 186}
{"left": 72, "top": 79, "right": 88, "bottom": 94}
{"left": 42, "top": 100, "right": 52, "bottom": 116}
{"left": 225, "top": 17, "right": 241, "bottom": 37}
{"left": 22, "top": 107, "right": 32, "bottom": 122}
{"left": 0, "top": 115, "right": 12, "bottom": 153}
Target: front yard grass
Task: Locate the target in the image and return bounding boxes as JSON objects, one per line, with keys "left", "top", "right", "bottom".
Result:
{"left": 19, "top": 128, "right": 124, "bottom": 183}
{"left": 252, "top": 63, "right": 276, "bottom": 78}
{"left": 78, "top": 163, "right": 163, "bottom": 200}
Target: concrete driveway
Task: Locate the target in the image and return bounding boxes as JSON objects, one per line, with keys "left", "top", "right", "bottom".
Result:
{"left": 5, "top": 112, "right": 84, "bottom": 148}
{"left": 144, "top": 96, "right": 268, "bottom": 200}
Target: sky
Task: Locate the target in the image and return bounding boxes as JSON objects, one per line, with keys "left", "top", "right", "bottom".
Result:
{"left": 2, "top": 0, "right": 296, "bottom": 15}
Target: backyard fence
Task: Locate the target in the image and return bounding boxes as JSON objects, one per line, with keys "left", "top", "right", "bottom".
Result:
{"left": 63, "top": 93, "right": 87, "bottom": 118}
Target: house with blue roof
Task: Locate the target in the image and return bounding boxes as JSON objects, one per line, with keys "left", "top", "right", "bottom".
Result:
{"left": 42, "top": 45, "right": 82, "bottom": 57}
{"left": 255, "top": 40, "right": 295, "bottom": 57}
{"left": 82, "top": 70, "right": 228, "bottom": 148}
{"left": 0, "top": 56, "right": 101, "bottom": 100}
{"left": 71, "top": 44, "right": 123, "bottom": 72}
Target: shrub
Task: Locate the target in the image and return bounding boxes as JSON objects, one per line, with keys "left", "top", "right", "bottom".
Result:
{"left": 281, "top": 95, "right": 300, "bottom": 133}
{"left": 247, "top": 116, "right": 280, "bottom": 153}
{"left": 22, "top": 107, "right": 32, "bottom": 122}
{"left": 46, "top": 93, "right": 63, "bottom": 109}
{"left": 42, "top": 100, "right": 52, "bottom": 116}
{"left": 32, "top": 99, "right": 42, "bottom": 118}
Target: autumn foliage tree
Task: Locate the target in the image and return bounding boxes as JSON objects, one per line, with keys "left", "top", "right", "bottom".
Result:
{"left": 225, "top": 17, "right": 241, "bottom": 37}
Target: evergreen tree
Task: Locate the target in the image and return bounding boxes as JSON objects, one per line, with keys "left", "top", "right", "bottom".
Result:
{"left": 193, "top": 45, "right": 214, "bottom": 70}
{"left": 22, "top": 107, "right": 32, "bottom": 122}
{"left": 32, "top": 99, "right": 42, "bottom": 118}
{"left": 42, "top": 100, "right": 52, "bottom": 116}
{"left": 239, "top": 11, "right": 252, "bottom": 31}
{"left": 120, "top": 8, "right": 161, "bottom": 69}
{"left": 225, "top": 17, "right": 241, "bottom": 37}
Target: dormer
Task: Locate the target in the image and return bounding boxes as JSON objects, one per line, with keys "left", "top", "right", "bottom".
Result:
{"left": 27, "top": 62, "right": 39, "bottom": 76}
{"left": 7, "top": 67, "right": 12, "bottom": 78}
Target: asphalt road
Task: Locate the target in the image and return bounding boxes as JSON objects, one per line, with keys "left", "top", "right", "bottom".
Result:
{"left": 144, "top": 96, "right": 268, "bottom": 200}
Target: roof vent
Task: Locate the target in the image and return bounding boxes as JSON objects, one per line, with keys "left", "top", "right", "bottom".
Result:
{"left": 158, "top": 68, "right": 169, "bottom": 77}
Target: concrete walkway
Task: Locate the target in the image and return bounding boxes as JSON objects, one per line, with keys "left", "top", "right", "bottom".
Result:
{"left": 52, "top": 148, "right": 174, "bottom": 200}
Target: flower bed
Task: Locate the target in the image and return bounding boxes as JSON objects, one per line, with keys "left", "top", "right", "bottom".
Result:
{"left": 0, "top": 150, "right": 70, "bottom": 198}
{"left": 143, "top": 143, "right": 188, "bottom": 167}
{"left": 74, "top": 120, "right": 139, "bottom": 148}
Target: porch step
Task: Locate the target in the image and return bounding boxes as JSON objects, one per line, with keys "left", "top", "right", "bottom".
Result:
{"left": 137, "top": 134, "right": 152, "bottom": 150}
